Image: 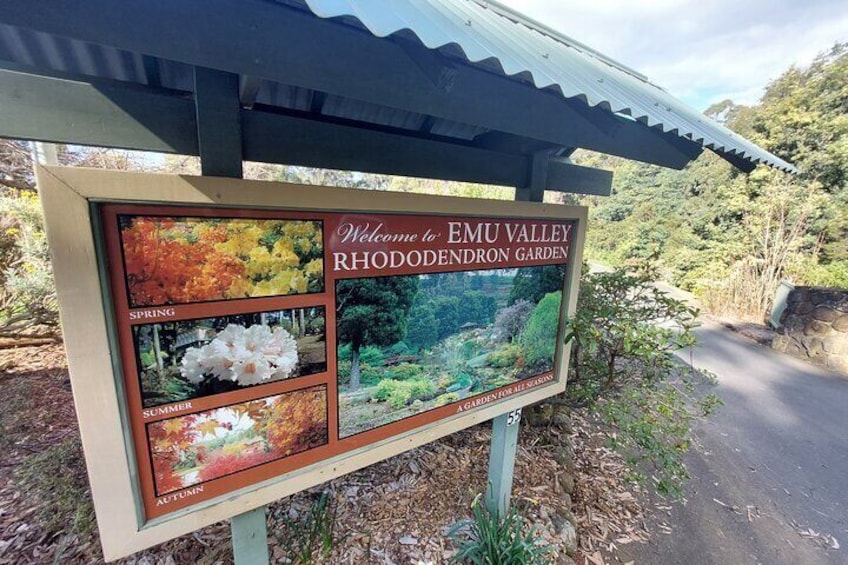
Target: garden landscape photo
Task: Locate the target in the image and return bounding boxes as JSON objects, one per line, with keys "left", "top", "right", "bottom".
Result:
{"left": 336, "top": 265, "right": 566, "bottom": 437}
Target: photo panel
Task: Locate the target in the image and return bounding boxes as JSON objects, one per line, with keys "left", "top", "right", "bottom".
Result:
{"left": 336, "top": 265, "right": 566, "bottom": 437}
{"left": 133, "top": 307, "right": 327, "bottom": 408}
{"left": 118, "top": 215, "right": 324, "bottom": 307}
{"left": 147, "top": 385, "right": 329, "bottom": 496}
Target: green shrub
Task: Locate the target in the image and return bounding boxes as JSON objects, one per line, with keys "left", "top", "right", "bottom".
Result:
{"left": 373, "top": 378, "right": 436, "bottom": 409}
{"left": 520, "top": 291, "right": 562, "bottom": 367}
{"left": 564, "top": 265, "right": 719, "bottom": 497}
{"left": 360, "top": 364, "right": 385, "bottom": 386}
{"left": 486, "top": 345, "right": 523, "bottom": 368}
{"left": 306, "top": 315, "right": 325, "bottom": 334}
{"left": 435, "top": 392, "right": 460, "bottom": 406}
{"left": 0, "top": 189, "right": 58, "bottom": 335}
{"left": 448, "top": 498, "right": 551, "bottom": 564}
{"left": 337, "top": 360, "right": 351, "bottom": 385}
{"left": 337, "top": 343, "right": 352, "bottom": 362}
{"left": 359, "top": 346, "right": 386, "bottom": 367}
{"left": 386, "top": 363, "right": 424, "bottom": 381}
{"left": 387, "top": 341, "right": 411, "bottom": 356}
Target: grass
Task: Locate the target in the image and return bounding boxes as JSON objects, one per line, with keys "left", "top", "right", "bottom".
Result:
{"left": 448, "top": 496, "right": 551, "bottom": 565}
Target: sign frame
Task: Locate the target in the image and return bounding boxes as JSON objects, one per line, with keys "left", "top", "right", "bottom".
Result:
{"left": 37, "top": 165, "right": 586, "bottom": 561}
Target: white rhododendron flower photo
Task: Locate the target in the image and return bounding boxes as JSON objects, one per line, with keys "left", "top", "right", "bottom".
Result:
{"left": 180, "top": 324, "right": 298, "bottom": 387}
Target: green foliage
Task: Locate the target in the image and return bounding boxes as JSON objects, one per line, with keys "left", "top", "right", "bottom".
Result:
{"left": 520, "top": 291, "right": 563, "bottom": 368}
{"left": 433, "top": 296, "right": 462, "bottom": 339}
{"left": 406, "top": 302, "right": 439, "bottom": 350}
{"left": 508, "top": 265, "right": 566, "bottom": 305}
{"left": 486, "top": 345, "right": 523, "bottom": 369}
{"left": 14, "top": 436, "right": 96, "bottom": 537}
{"left": 387, "top": 341, "right": 411, "bottom": 356}
{"left": 306, "top": 315, "right": 325, "bottom": 334}
{"left": 564, "top": 264, "right": 719, "bottom": 497}
{"left": 0, "top": 189, "right": 58, "bottom": 335}
{"left": 599, "top": 376, "right": 723, "bottom": 497}
{"left": 336, "top": 275, "right": 418, "bottom": 350}
{"left": 358, "top": 346, "right": 386, "bottom": 367}
{"left": 373, "top": 378, "right": 436, "bottom": 408}
{"left": 386, "top": 363, "right": 424, "bottom": 381}
{"left": 566, "top": 267, "right": 698, "bottom": 406}
{"left": 273, "top": 491, "right": 347, "bottom": 564}
{"left": 435, "top": 392, "right": 460, "bottom": 406}
{"left": 448, "top": 498, "right": 551, "bottom": 565}
{"left": 337, "top": 275, "right": 417, "bottom": 388}
{"left": 578, "top": 43, "right": 848, "bottom": 313}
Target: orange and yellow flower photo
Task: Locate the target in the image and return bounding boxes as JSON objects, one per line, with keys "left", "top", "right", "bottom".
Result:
{"left": 119, "top": 215, "right": 324, "bottom": 307}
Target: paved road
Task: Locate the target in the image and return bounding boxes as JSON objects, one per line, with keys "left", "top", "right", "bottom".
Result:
{"left": 617, "top": 321, "right": 848, "bottom": 564}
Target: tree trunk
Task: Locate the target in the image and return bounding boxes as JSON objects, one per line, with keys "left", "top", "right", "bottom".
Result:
{"left": 350, "top": 345, "right": 362, "bottom": 391}
{"left": 299, "top": 309, "right": 306, "bottom": 337}
{"left": 152, "top": 324, "right": 164, "bottom": 372}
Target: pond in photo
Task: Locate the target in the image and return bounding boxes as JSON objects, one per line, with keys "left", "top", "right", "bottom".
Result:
{"left": 336, "top": 265, "right": 565, "bottom": 437}
{"left": 148, "top": 385, "right": 328, "bottom": 495}
{"left": 118, "top": 215, "right": 323, "bottom": 307}
{"left": 134, "top": 307, "right": 327, "bottom": 408}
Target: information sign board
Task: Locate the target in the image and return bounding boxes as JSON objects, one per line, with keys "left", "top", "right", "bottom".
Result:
{"left": 37, "top": 167, "right": 586, "bottom": 559}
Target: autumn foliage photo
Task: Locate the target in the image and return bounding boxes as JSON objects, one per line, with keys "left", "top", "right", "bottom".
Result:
{"left": 148, "top": 385, "right": 328, "bottom": 495}
{"left": 119, "top": 215, "right": 324, "bottom": 307}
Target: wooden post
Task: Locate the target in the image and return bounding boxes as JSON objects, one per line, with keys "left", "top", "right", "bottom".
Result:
{"left": 193, "top": 65, "right": 269, "bottom": 565}
{"left": 486, "top": 152, "right": 549, "bottom": 516}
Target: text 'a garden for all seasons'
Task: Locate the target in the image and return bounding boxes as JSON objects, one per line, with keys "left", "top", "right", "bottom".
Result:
{"left": 337, "top": 265, "right": 565, "bottom": 437}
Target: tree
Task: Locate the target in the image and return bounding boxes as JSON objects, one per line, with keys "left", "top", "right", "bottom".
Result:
{"left": 492, "top": 299, "right": 534, "bottom": 342}
{"left": 432, "top": 296, "right": 462, "bottom": 339}
{"left": 336, "top": 276, "right": 418, "bottom": 390}
{"left": 406, "top": 302, "right": 439, "bottom": 351}
{"left": 520, "top": 291, "right": 563, "bottom": 368}
{"left": 508, "top": 265, "right": 566, "bottom": 305}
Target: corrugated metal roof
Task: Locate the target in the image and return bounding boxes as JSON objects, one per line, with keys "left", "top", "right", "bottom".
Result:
{"left": 298, "top": 0, "right": 797, "bottom": 173}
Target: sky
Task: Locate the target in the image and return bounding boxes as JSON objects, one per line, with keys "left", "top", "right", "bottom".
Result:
{"left": 502, "top": 0, "right": 848, "bottom": 111}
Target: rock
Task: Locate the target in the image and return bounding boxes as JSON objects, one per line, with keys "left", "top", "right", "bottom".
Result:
{"left": 823, "top": 335, "right": 848, "bottom": 355}
{"left": 556, "top": 554, "right": 577, "bottom": 565}
{"left": 524, "top": 403, "right": 555, "bottom": 426}
{"left": 411, "top": 400, "right": 424, "bottom": 409}
{"left": 794, "top": 300, "right": 815, "bottom": 315}
{"left": 398, "top": 535, "right": 418, "bottom": 545}
{"left": 555, "top": 503, "right": 577, "bottom": 526}
{"left": 551, "top": 407, "right": 572, "bottom": 431}
{"left": 553, "top": 445, "right": 574, "bottom": 466}
{"left": 813, "top": 306, "right": 838, "bottom": 322}
{"left": 788, "top": 288, "right": 809, "bottom": 304}
{"left": 560, "top": 492, "right": 573, "bottom": 509}
{"left": 833, "top": 314, "right": 848, "bottom": 333}
{"left": 803, "top": 320, "right": 829, "bottom": 336}
{"left": 803, "top": 337, "right": 824, "bottom": 357}
{"left": 557, "top": 520, "right": 578, "bottom": 556}
{"left": 558, "top": 471, "right": 575, "bottom": 495}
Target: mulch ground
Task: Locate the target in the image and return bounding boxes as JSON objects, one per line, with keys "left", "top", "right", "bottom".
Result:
{"left": 0, "top": 344, "right": 649, "bottom": 564}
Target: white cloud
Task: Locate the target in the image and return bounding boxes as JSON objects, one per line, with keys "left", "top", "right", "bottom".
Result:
{"left": 501, "top": 0, "right": 848, "bottom": 109}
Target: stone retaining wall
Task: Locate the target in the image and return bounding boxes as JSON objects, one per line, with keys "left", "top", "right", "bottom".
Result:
{"left": 772, "top": 287, "right": 848, "bottom": 373}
